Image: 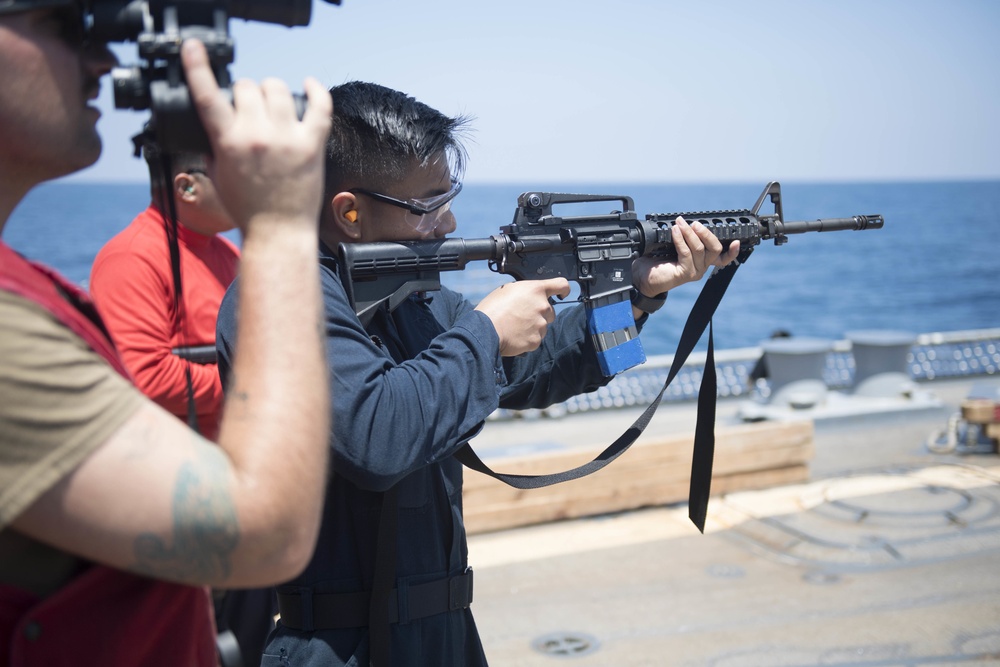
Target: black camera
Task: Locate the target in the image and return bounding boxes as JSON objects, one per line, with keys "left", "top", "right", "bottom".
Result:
{"left": 86, "top": 0, "right": 340, "bottom": 153}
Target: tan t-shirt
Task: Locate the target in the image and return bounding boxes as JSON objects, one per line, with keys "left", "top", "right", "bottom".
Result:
{"left": 0, "top": 290, "right": 144, "bottom": 595}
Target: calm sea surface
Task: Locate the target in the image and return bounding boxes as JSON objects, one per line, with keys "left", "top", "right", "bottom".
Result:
{"left": 6, "top": 180, "right": 999, "bottom": 355}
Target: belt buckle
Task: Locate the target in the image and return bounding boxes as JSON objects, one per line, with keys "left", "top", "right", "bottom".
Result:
{"left": 449, "top": 567, "right": 473, "bottom": 610}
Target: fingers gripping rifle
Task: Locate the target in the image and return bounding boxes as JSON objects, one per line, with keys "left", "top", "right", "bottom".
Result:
{"left": 339, "top": 181, "right": 883, "bottom": 532}
{"left": 338, "top": 181, "right": 884, "bottom": 376}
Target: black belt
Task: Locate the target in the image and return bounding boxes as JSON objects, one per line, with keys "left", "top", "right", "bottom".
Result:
{"left": 276, "top": 569, "right": 474, "bottom": 631}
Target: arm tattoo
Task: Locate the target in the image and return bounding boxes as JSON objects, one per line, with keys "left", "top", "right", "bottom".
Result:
{"left": 131, "top": 447, "right": 239, "bottom": 583}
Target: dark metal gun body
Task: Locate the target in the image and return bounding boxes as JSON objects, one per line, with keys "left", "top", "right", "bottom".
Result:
{"left": 338, "top": 182, "right": 884, "bottom": 374}
{"left": 171, "top": 344, "right": 218, "bottom": 365}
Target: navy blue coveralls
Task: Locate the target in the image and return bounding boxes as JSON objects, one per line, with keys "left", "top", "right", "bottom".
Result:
{"left": 216, "top": 243, "right": 615, "bottom": 667}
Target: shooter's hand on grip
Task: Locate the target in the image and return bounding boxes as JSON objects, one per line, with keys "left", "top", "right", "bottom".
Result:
{"left": 476, "top": 278, "right": 571, "bottom": 357}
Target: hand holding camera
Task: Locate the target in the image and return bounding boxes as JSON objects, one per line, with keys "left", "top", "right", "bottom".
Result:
{"left": 87, "top": 0, "right": 339, "bottom": 152}
{"left": 180, "top": 37, "right": 331, "bottom": 237}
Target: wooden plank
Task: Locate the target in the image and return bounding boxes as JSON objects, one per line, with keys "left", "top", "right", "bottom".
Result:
{"left": 462, "top": 420, "right": 813, "bottom": 497}
{"left": 463, "top": 420, "right": 814, "bottom": 535}
{"left": 465, "top": 466, "right": 810, "bottom": 534}
{"left": 462, "top": 440, "right": 811, "bottom": 507}
{"left": 464, "top": 421, "right": 812, "bottom": 488}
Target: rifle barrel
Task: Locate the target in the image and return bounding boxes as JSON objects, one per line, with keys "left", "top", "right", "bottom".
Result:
{"left": 779, "top": 214, "right": 884, "bottom": 235}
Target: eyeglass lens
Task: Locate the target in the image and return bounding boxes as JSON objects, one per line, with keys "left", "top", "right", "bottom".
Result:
{"left": 408, "top": 201, "right": 453, "bottom": 234}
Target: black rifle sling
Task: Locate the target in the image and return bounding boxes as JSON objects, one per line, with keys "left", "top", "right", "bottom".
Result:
{"left": 454, "top": 257, "right": 745, "bottom": 533}
{"left": 369, "top": 484, "right": 398, "bottom": 667}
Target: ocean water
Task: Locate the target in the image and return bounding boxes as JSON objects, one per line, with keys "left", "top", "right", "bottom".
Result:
{"left": 5, "top": 180, "right": 999, "bottom": 355}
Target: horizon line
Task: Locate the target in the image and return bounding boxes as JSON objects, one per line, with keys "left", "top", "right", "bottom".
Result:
{"left": 55, "top": 176, "right": 1000, "bottom": 187}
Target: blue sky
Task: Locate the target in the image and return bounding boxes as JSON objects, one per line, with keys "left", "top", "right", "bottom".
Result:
{"left": 71, "top": 0, "right": 1000, "bottom": 185}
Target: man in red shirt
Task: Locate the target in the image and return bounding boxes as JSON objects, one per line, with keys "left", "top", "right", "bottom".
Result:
{"left": 91, "top": 134, "right": 240, "bottom": 442}
{"left": 91, "top": 135, "right": 279, "bottom": 666}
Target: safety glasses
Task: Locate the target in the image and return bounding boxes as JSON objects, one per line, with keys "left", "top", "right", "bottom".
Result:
{"left": 349, "top": 180, "right": 462, "bottom": 234}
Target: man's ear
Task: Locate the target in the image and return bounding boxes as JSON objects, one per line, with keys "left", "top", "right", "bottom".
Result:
{"left": 331, "top": 192, "right": 362, "bottom": 240}
{"left": 174, "top": 173, "right": 197, "bottom": 202}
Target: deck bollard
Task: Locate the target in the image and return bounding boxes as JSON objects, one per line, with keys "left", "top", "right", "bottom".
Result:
{"left": 846, "top": 330, "right": 917, "bottom": 397}
{"left": 759, "top": 337, "right": 834, "bottom": 409}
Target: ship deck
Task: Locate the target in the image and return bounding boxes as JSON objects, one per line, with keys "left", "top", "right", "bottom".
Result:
{"left": 467, "top": 376, "right": 1000, "bottom": 666}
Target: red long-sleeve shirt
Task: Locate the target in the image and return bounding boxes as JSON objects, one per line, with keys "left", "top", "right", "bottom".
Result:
{"left": 90, "top": 205, "right": 240, "bottom": 441}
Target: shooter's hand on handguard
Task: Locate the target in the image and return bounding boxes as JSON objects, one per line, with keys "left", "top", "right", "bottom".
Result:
{"left": 631, "top": 217, "right": 741, "bottom": 316}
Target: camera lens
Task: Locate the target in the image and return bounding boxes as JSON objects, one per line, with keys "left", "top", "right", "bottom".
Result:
{"left": 112, "top": 65, "right": 149, "bottom": 110}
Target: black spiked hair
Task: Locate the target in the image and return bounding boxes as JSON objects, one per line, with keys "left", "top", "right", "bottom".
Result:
{"left": 324, "top": 81, "right": 473, "bottom": 195}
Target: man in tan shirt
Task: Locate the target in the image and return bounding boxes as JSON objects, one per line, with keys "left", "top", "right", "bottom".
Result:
{"left": 0, "top": 2, "right": 335, "bottom": 662}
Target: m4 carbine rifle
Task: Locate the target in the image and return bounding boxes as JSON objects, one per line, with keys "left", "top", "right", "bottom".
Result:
{"left": 340, "top": 181, "right": 884, "bottom": 531}
{"left": 338, "top": 181, "right": 884, "bottom": 377}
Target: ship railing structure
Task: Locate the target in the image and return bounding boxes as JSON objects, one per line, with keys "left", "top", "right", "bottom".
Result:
{"left": 489, "top": 327, "right": 1000, "bottom": 420}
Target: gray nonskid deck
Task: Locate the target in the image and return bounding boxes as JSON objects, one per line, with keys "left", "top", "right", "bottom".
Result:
{"left": 468, "top": 377, "right": 1000, "bottom": 666}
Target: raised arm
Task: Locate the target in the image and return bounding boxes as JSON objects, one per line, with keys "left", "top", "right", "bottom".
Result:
{"left": 10, "top": 41, "right": 333, "bottom": 588}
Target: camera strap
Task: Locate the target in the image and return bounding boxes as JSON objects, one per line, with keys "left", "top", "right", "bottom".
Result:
{"left": 156, "top": 156, "right": 201, "bottom": 436}
{"left": 454, "top": 250, "right": 750, "bottom": 533}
